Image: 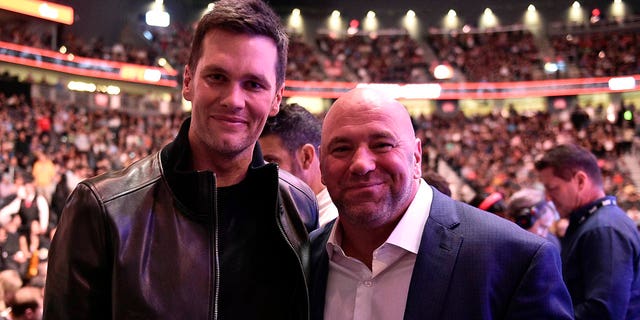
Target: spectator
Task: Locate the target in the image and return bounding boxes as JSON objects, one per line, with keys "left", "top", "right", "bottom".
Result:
{"left": 260, "top": 103, "right": 337, "bottom": 228}
{"left": 422, "top": 171, "right": 452, "bottom": 197}
{"left": 48, "top": 174, "right": 70, "bottom": 229}
{"left": 30, "top": 152, "right": 56, "bottom": 205}
{"left": 507, "top": 187, "right": 561, "bottom": 250}
{"left": 0, "top": 215, "right": 26, "bottom": 276}
{"left": 0, "top": 270, "right": 22, "bottom": 317}
{"left": 0, "top": 175, "right": 15, "bottom": 207}
{"left": 12, "top": 131, "right": 30, "bottom": 168}
{"left": 469, "top": 191, "right": 508, "bottom": 218}
{"left": 7, "top": 286, "right": 43, "bottom": 320}
{"left": 570, "top": 106, "right": 590, "bottom": 131}
{"left": 536, "top": 143, "right": 640, "bottom": 320}
{"left": 0, "top": 175, "right": 48, "bottom": 238}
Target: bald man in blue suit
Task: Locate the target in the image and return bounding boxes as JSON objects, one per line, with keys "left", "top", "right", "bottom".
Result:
{"left": 311, "top": 87, "right": 573, "bottom": 320}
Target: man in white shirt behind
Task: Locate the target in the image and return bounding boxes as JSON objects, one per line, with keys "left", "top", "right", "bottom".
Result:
{"left": 260, "top": 103, "right": 337, "bottom": 228}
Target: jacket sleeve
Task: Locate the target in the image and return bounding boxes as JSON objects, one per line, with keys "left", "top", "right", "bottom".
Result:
{"left": 506, "top": 241, "right": 574, "bottom": 319}
{"left": 278, "top": 170, "right": 319, "bottom": 233}
{"left": 574, "top": 227, "right": 637, "bottom": 319}
{"left": 43, "top": 183, "right": 112, "bottom": 320}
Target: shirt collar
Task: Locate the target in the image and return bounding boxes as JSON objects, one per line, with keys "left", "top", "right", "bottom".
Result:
{"left": 386, "top": 179, "right": 432, "bottom": 254}
{"left": 326, "top": 215, "right": 342, "bottom": 259}
{"left": 326, "top": 179, "right": 433, "bottom": 256}
{"left": 317, "top": 188, "right": 332, "bottom": 206}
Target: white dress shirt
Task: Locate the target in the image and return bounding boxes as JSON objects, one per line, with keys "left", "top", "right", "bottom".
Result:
{"left": 324, "top": 179, "right": 433, "bottom": 320}
{"left": 317, "top": 187, "right": 339, "bottom": 227}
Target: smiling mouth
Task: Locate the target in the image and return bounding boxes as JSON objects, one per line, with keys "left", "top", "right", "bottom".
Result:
{"left": 212, "top": 115, "right": 245, "bottom": 124}
{"left": 344, "top": 182, "right": 383, "bottom": 191}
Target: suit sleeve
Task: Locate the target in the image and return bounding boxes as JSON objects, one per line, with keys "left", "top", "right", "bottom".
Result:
{"left": 43, "top": 183, "right": 112, "bottom": 320}
{"left": 506, "top": 241, "right": 574, "bottom": 320}
{"left": 574, "top": 227, "right": 636, "bottom": 320}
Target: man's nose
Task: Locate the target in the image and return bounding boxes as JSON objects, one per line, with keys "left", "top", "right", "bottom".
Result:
{"left": 349, "top": 146, "right": 376, "bottom": 175}
{"left": 220, "top": 83, "right": 245, "bottom": 110}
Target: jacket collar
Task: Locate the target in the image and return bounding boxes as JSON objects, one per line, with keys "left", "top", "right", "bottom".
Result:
{"left": 160, "top": 117, "right": 275, "bottom": 222}
{"left": 309, "top": 219, "right": 334, "bottom": 320}
{"left": 404, "top": 188, "right": 463, "bottom": 319}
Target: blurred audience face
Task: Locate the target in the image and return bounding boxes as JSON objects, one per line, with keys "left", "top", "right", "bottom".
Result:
{"left": 524, "top": 203, "right": 558, "bottom": 237}
{"left": 9, "top": 286, "right": 43, "bottom": 320}
{"left": 320, "top": 88, "right": 421, "bottom": 229}
{"left": 182, "top": 29, "right": 283, "bottom": 161}
{"left": 537, "top": 168, "right": 581, "bottom": 218}
{"left": 554, "top": 218, "right": 570, "bottom": 238}
{"left": 535, "top": 205, "right": 556, "bottom": 230}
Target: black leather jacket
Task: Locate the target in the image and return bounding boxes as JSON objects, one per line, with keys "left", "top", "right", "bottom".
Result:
{"left": 43, "top": 119, "right": 318, "bottom": 319}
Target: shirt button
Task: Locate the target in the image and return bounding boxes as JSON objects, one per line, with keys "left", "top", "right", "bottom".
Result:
{"left": 363, "top": 280, "right": 373, "bottom": 287}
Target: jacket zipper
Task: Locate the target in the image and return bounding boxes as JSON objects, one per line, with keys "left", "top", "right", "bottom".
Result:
{"left": 211, "top": 175, "right": 220, "bottom": 320}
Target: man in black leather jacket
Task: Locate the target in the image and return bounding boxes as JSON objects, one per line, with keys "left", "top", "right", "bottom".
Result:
{"left": 43, "top": 0, "right": 318, "bottom": 318}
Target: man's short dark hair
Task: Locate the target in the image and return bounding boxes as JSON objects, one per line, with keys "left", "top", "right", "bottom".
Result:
{"left": 261, "top": 103, "right": 321, "bottom": 156}
{"left": 534, "top": 144, "right": 603, "bottom": 187}
{"left": 423, "top": 171, "right": 452, "bottom": 197}
{"left": 188, "top": 0, "right": 289, "bottom": 88}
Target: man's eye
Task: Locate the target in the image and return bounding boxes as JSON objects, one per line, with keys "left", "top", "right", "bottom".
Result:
{"left": 373, "top": 143, "right": 393, "bottom": 151}
{"left": 330, "top": 146, "right": 351, "bottom": 155}
{"left": 207, "top": 74, "right": 225, "bottom": 82}
{"left": 245, "top": 81, "right": 264, "bottom": 90}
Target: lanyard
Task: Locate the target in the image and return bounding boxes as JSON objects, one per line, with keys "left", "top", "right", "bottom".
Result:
{"left": 578, "top": 197, "right": 617, "bottom": 225}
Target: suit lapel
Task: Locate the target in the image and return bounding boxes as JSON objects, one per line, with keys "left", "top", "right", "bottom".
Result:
{"left": 404, "top": 190, "right": 463, "bottom": 320}
{"left": 309, "top": 221, "right": 334, "bottom": 320}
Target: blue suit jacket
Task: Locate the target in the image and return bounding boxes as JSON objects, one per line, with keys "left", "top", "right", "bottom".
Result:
{"left": 310, "top": 188, "right": 574, "bottom": 320}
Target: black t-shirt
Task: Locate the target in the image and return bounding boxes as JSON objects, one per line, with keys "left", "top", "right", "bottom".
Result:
{"left": 216, "top": 175, "right": 300, "bottom": 319}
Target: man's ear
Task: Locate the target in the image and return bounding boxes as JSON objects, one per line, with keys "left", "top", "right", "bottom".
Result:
{"left": 298, "top": 144, "right": 316, "bottom": 170}
{"left": 413, "top": 138, "right": 423, "bottom": 179}
{"left": 575, "top": 170, "right": 588, "bottom": 190}
{"left": 182, "top": 65, "right": 194, "bottom": 101}
{"left": 270, "top": 85, "right": 284, "bottom": 117}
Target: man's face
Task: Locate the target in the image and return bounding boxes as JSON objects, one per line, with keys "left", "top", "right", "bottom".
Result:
{"left": 24, "top": 183, "right": 36, "bottom": 196}
{"left": 320, "top": 91, "right": 421, "bottom": 228}
{"left": 535, "top": 204, "right": 556, "bottom": 229}
{"left": 538, "top": 168, "right": 580, "bottom": 218}
{"left": 183, "top": 29, "right": 282, "bottom": 160}
{"left": 259, "top": 134, "right": 301, "bottom": 176}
